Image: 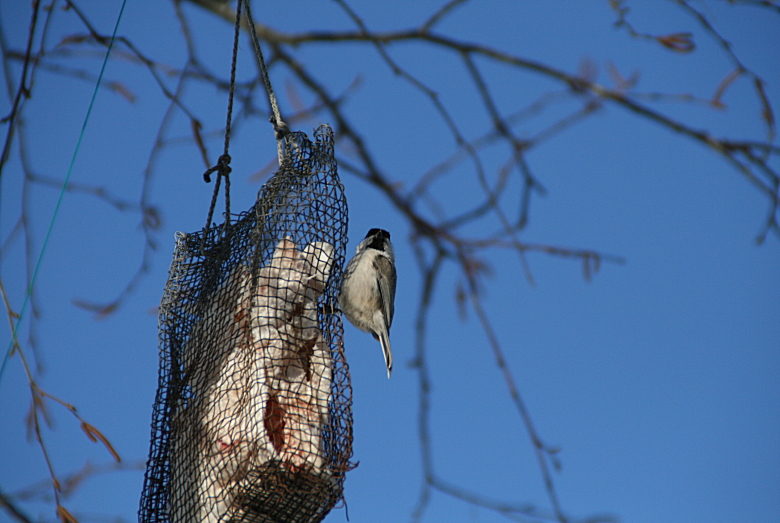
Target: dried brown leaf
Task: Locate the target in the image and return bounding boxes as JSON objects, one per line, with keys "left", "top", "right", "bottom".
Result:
{"left": 607, "top": 62, "right": 639, "bottom": 91}
{"left": 57, "top": 504, "right": 79, "bottom": 523}
{"left": 72, "top": 299, "right": 119, "bottom": 318}
{"left": 80, "top": 422, "right": 122, "bottom": 463}
{"left": 25, "top": 393, "right": 54, "bottom": 440}
{"left": 106, "top": 81, "right": 137, "bottom": 103}
{"left": 711, "top": 69, "right": 742, "bottom": 109}
{"left": 57, "top": 33, "right": 90, "bottom": 47}
{"left": 191, "top": 118, "right": 210, "bottom": 168}
{"left": 656, "top": 32, "right": 695, "bottom": 53}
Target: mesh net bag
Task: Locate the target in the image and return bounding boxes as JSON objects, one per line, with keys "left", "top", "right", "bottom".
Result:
{"left": 139, "top": 125, "right": 353, "bottom": 523}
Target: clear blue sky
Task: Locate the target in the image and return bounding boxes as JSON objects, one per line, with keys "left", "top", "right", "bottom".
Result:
{"left": 0, "top": 1, "right": 778, "bottom": 522}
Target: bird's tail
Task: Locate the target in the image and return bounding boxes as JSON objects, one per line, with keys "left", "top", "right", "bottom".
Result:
{"left": 378, "top": 329, "right": 393, "bottom": 379}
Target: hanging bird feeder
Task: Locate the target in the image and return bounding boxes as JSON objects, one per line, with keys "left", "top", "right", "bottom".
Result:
{"left": 139, "top": 2, "right": 354, "bottom": 521}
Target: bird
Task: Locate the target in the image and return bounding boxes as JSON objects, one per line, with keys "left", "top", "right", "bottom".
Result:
{"left": 340, "top": 228, "right": 397, "bottom": 378}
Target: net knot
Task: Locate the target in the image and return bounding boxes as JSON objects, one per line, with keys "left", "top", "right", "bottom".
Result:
{"left": 273, "top": 118, "right": 290, "bottom": 140}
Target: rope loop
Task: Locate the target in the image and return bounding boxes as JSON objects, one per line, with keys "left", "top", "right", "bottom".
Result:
{"left": 202, "top": 153, "right": 232, "bottom": 184}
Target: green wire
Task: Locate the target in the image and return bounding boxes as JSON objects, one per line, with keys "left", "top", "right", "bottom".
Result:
{"left": 0, "top": 0, "right": 128, "bottom": 386}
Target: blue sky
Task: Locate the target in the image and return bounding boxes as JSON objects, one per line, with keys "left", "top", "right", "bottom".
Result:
{"left": 0, "top": 1, "right": 778, "bottom": 522}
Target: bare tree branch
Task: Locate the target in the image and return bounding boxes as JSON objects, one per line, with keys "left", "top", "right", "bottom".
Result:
{"left": 1, "top": 1, "right": 775, "bottom": 521}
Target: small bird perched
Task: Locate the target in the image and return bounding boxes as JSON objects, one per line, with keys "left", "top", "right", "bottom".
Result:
{"left": 340, "top": 228, "right": 397, "bottom": 378}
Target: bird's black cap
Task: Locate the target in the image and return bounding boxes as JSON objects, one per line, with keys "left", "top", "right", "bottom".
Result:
{"left": 365, "top": 228, "right": 390, "bottom": 251}
{"left": 365, "top": 228, "right": 390, "bottom": 239}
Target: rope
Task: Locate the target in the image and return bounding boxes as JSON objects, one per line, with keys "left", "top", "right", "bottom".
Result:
{"left": 201, "top": 0, "right": 244, "bottom": 254}
{"left": 201, "top": 0, "right": 291, "bottom": 255}
{"left": 243, "top": 0, "right": 289, "bottom": 166}
{"left": 0, "top": 0, "right": 128, "bottom": 386}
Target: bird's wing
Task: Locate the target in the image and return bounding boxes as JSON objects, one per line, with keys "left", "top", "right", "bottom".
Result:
{"left": 373, "top": 255, "right": 396, "bottom": 328}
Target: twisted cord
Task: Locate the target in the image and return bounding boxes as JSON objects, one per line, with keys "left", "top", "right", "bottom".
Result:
{"left": 201, "top": 0, "right": 244, "bottom": 254}
{"left": 243, "top": 0, "right": 289, "bottom": 166}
